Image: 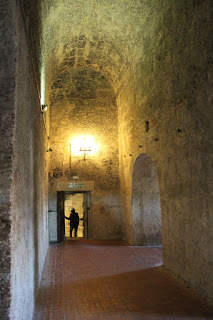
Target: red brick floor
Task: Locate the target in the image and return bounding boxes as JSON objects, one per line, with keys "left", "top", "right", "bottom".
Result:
{"left": 33, "top": 240, "right": 213, "bottom": 320}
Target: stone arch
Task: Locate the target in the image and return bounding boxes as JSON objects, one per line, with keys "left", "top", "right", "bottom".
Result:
{"left": 132, "top": 153, "right": 162, "bottom": 246}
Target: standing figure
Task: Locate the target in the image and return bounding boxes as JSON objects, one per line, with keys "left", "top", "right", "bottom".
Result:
{"left": 65, "top": 208, "right": 79, "bottom": 237}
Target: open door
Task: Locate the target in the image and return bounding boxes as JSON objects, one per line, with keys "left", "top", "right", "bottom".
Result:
{"left": 57, "top": 191, "right": 65, "bottom": 243}
{"left": 83, "top": 193, "right": 89, "bottom": 239}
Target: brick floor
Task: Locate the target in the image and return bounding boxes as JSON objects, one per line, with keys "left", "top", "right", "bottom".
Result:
{"left": 33, "top": 240, "right": 213, "bottom": 320}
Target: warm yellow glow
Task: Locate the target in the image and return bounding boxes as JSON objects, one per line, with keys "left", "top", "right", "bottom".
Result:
{"left": 40, "top": 64, "right": 46, "bottom": 105}
{"left": 42, "top": 105, "right": 47, "bottom": 111}
{"left": 70, "top": 135, "right": 100, "bottom": 156}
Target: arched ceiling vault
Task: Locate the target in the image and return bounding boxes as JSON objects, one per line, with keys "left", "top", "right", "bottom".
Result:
{"left": 39, "top": 0, "right": 152, "bottom": 99}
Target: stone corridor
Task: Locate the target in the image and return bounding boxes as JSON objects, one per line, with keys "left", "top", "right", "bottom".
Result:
{"left": 33, "top": 240, "right": 213, "bottom": 320}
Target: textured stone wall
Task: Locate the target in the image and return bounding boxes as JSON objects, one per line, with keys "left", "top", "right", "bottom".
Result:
{"left": 0, "top": 1, "right": 49, "bottom": 319}
{"left": 132, "top": 154, "right": 162, "bottom": 246}
{"left": 40, "top": 0, "right": 212, "bottom": 300}
{"left": 1, "top": 1, "right": 212, "bottom": 317}
{"left": 48, "top": 67, "right": 121, "bottom": 240}
{"left": 0, "top": 1, "right": 17, "bottom": 318}
{"left": 9, "top": 2, "right": 49, "bottom": 319}
{"left": 48, "top": 211, "right": 57, "bottom": 242}
{"left": 117, "top": 0, "right": 213, "bottom": 300}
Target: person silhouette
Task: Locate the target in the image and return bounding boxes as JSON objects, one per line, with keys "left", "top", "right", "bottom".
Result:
{"left": 65, "top": 208, "right": 79, "bottom": 237}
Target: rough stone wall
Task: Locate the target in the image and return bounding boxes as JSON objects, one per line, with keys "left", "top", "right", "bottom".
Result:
{"left": 118, "top": 0, "right": 213, "bottom": 300}
{"left": 9, "top": 2, "right": 49, "bottom": 319}
{"left": 18, "top": 0, "right": 42, "bottom": 85}
{"left": 132, "top": 154, "right": 161, "bottom": 246}
{"left": 48, "top": 68, "right": 121, "bottom": 240}
{"left": 15, "top": 0, "right": 213, "bottom": 304}
{"left": 0, "top": 1, "right": 17, "bottom": 318}
{"left": 0, "top": 1, "right": 49, "bottom": 319}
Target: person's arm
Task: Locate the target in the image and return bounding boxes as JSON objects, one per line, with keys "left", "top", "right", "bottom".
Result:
{"left": 64, "top": 215, "right": 70, "bottom": 220}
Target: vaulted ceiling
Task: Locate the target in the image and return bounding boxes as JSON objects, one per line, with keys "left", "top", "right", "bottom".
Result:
{"left": 39, "top": 0, "right": 163, "bottom": 99}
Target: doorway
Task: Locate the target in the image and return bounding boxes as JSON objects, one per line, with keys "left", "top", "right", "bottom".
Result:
{"left": 64, "top": 193, "right": 87, "bottom": 238}
{"left": 57, "top": 191, "right": 89, "bottom": 243}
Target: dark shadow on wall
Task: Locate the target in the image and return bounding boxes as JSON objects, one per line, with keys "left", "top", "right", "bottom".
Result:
{"left": 33, "top": 173, "right": 39, "bottom": 294}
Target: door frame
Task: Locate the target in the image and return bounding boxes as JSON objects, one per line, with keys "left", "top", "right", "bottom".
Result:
{"left": 57, "top": 191, "right": 90, "bottom": 242}
{"left": 57, "top": 191, "right": 65, "bottom": 243}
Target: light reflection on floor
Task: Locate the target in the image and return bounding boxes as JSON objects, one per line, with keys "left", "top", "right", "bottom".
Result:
{"left": 33, "top": 240, "right": 213, "bottom": 320}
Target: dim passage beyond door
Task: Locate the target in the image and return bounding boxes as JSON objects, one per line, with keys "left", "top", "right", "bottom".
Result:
{"left": 64, "top": 193, "right": 87, "bottom": 238}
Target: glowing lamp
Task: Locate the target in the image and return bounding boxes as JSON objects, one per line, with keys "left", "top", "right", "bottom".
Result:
{"left": 41, "top": 104, "right": 48, "bottom": 112}
{"left": 70, "top": 135, "right": 99, "bottom": 160}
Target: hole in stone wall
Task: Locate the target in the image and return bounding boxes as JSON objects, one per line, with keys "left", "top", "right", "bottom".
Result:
{"left": 145, "top": 121, "right": 149, "bottom": 132}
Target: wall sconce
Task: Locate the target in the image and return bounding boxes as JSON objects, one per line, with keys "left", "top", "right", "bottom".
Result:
{"left": 70, "top": 135, "right": 98, "bottom": 161}
{"left": 79, "top": 137, "right": 91, "bottom": 161}
{"left": 79, "top": 146, "right": 91, "bottom": 161}
{"left": 41, "top": 104, "right": 48, "bottom": 114}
